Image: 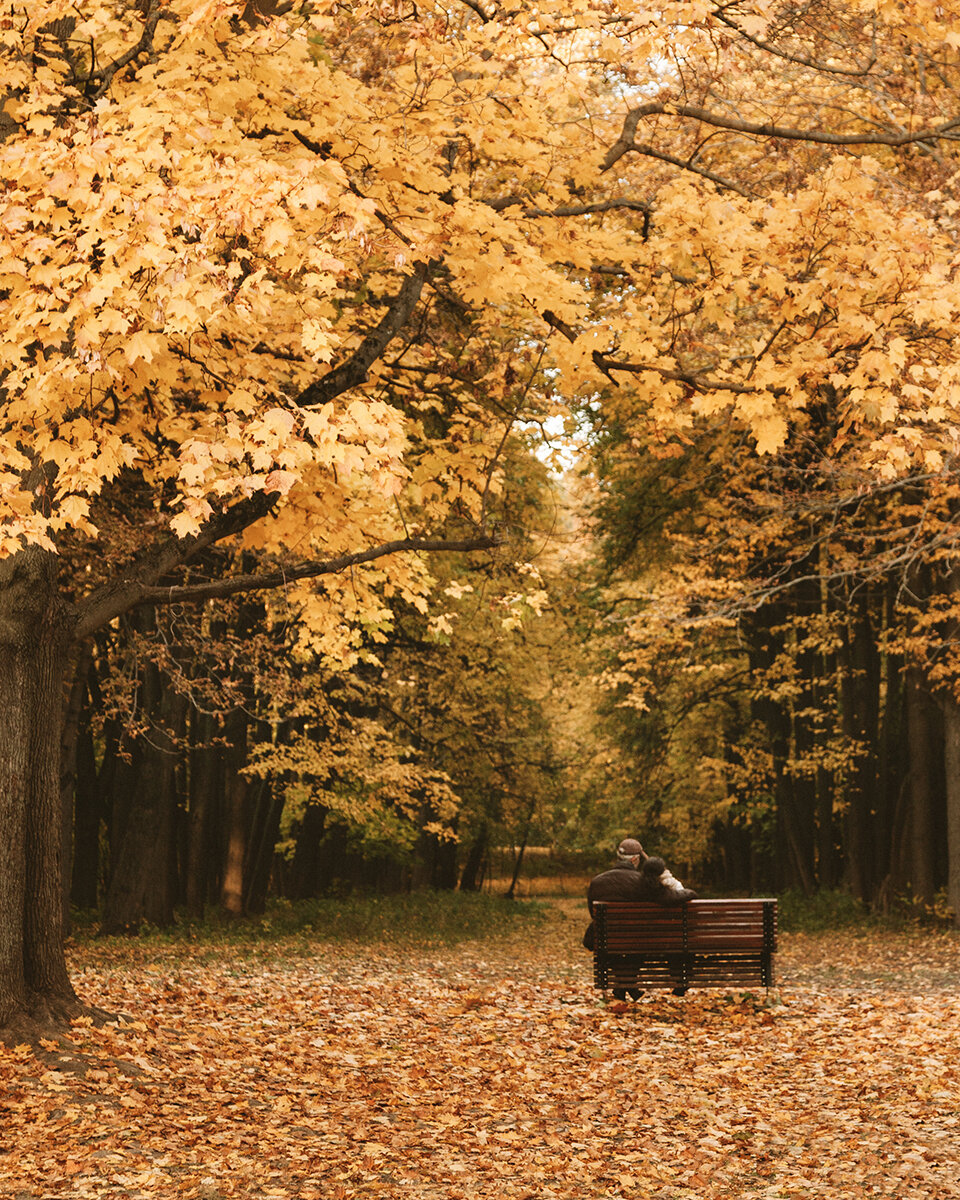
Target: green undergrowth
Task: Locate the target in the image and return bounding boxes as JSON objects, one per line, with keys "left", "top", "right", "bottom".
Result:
{"left": 777, "top": 888, "right": 955, "bottom": 933}
{"left": 777, "top": 889, "right": 870, "bottom": 933}
{"left": 69, "top": 891, "right": 550, "bottom": 955}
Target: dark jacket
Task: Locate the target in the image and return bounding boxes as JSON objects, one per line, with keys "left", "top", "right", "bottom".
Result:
{"left": 586, "top": 864, "right": 647, "bottom": 915}
{"left": 582, "top": 856, "right": 696, "bottom": 949}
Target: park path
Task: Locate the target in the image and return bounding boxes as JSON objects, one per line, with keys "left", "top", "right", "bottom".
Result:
{"left": 1, "top": 901, "right": 958, "bottom": 1200}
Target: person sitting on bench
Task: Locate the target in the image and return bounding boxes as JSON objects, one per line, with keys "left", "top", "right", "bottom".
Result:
{"left": 584, "top": 838, "right": 696, "bottom": 998}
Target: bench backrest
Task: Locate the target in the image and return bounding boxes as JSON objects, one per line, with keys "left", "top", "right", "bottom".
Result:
{"left": 594, "top": 898, "right": 778, "bottom": 954}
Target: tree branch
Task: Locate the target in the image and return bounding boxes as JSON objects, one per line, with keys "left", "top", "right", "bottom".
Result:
{"left": 488, "top": 195, "right": 653, "bottom": 218}
{"left": 542, "top": 310, "right": 769, "bottom": 395}
{"left": 455, "top": 0, "right": 498, "bottom": 19}
{"left": 73, "top": 492, "right": 279, "bottom": 641}
{"left": 293, "top": 266, "right": 428, "bottom": 407}
{"left": 116, "top": 536, "right": 499, "bottom": 608}
{"left": 601, "top": 101, "right": 960, "bottom": 171}
{"left": 714, "top": 12, "right": 878, "bottom": 78}
{"left": 591, "top": 352, "right": 765, "bottom": 395}
{"left": 75, "top": 1, "right": 167, "bottom": 101}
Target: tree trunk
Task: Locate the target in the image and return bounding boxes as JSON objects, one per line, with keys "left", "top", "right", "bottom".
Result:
{"left": 942, "top": 693, "right": 960, "bottom": 927}
{"left": 839, "top": 597, "right": 880, "bottom": 903}
{"left": 906, "top": 668, "right": 938, "bottom": 904}
{"left": 221, "top": 709, "right": 249, "bottom": 917}
{"left": 745, "top": 609, "right": 794, "bottom": 891}
{"left": 59, "top": 644, "right": 93, "bottom": 931}
{"left": 788, "top": 589, "right": 822, "bottom": 894}
{"left": 70, "top": 703, "right": 102, "bottom": 911}
{"left": 459, "top": 825, "right": 489, "bottom": 892}
{"left": 0, "top": 548, "right": 80, "bottom": 1032}
{"left": 505, "top": 790, "right": 536, "bottom": 899}
{"left": 100, "top": 665, "right": 184, "bottom": 934}
{"left": 184, "top": 709, "right": 219, "bottom": 919}
{"left": 243, "top": 780, "right": 282, "bottom": 915}
{"left": 873, "top": 592, "right": 904, "bottom": 893}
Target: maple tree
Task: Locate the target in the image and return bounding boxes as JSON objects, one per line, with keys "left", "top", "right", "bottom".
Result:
{"left": 56, "top": 299, "right": 568, "bottom": 924}
{"left": 59, "top": 436, "right": 582, "bottom": 917}
{"left": 6, "top": 0, "right": 960, "bottom": 1035}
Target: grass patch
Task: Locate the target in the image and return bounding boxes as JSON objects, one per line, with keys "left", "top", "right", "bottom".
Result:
{"left": 777, "top": 889, "right": 871, "bottom": 933}
{"left": 776, "top": 888, "right": 955, "bottom": 933}
{"left": 70, "top": 891, "right": 549, "bottom": 952}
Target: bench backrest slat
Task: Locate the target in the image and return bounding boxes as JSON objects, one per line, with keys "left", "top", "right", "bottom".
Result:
{"left": 594, "top": 899, "right": 778, "bottom": 954}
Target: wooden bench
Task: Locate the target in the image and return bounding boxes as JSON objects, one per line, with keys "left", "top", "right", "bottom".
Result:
{"left": 592, "top": 899, "right": 778, "bottom": 994}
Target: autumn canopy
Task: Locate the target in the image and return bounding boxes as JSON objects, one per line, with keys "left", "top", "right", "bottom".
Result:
{"left": 2, "top": 0, "right": 960, "bottom": 1031}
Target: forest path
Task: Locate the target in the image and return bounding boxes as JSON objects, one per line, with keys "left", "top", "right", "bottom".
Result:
{"left": 1, "top": 901, "right": 957, "bottom": 1200}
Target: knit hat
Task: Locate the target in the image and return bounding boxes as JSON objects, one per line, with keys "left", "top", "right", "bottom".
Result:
{"left": 616, "top": 838, "right": 645, "bottom": 861}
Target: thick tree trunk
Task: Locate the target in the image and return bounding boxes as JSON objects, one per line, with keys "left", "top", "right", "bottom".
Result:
{"left": 0, "top": 549, "right": 80, "bottom": 1032}
{"left": 59, "top": 645, "right": 93, "bottom": 931}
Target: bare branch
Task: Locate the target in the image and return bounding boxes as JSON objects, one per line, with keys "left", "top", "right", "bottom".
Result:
{"left": 542, "top": 309, "right": 578, "bottom": 343}
{"left": 74, "top": 1, "right": 167, "bottom": 101}
{"left": 455, "top": 0, "right": 498, "bottom": 19}
{"left": 621, "top": 143, "right": 753, "bottom": 197}
{"left": 488, "top": 196, "right": 652, "bottom": 217}
{"left": 593, "top": 351, "right": 771, "bottom": 394}
{"left": 529, "top": 198, "right": 650, "bottom": 217}
{"left": 543, "top": 310, "right": 762, "bottom": 394}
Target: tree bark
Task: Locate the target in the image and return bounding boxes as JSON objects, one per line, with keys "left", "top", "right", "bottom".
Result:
{"left": 873, "top": 590, "right": 904, "bottom": 892}
{"left": 839, "top": 596, "right": 880, "bottom": 902}
{"left": 942, "top": 693, "right": 960, "bottom": 927}
{"left": 221, "top": 709, "right": 249, "bottom": 917}
{"left": 184, "top": 709, "right": 220, "bottom": 919}
{"left": 70, "top": 710, "right": 102, "bottom": 912}
{"left": 906, "top": 668, "right": 939, "bottom": 904}
{"left": 505, "top": 788, "right": 536, "bottom": 900}
{"left": 100, "top": 663, "right": 185, "bottom": 934}
{"left": 243, "top": 781, "right": 282, "bottom": 915}
{"left": 459, "top": 825, "right": 489, "bottom": 892}
{"left": 59, "top": 644, "right": 93, "bottom": 931}
{"left": 0, "top": 548, "right": 80, "bottom": 1031}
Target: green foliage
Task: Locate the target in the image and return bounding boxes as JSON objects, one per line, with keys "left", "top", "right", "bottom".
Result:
{"left": 780, "top": 888, "right": 958, "bottom": 934}
{"left": 777, "top": 889, "right": 873, "bottom": 933}
{"left": 71, "top": 892, "right": 548, "bottom": 951}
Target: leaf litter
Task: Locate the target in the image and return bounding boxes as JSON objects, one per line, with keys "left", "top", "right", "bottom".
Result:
{"left": 1, "top": 903, "right": 958, "bottom": 1200}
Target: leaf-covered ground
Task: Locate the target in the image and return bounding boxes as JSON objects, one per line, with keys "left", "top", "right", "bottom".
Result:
{"left": 2, "top": 901, "right": 958, "bottom": 1200}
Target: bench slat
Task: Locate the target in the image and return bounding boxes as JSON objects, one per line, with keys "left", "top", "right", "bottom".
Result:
{"left": 592, "top": 899, "right": 777, "bottom": 992}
